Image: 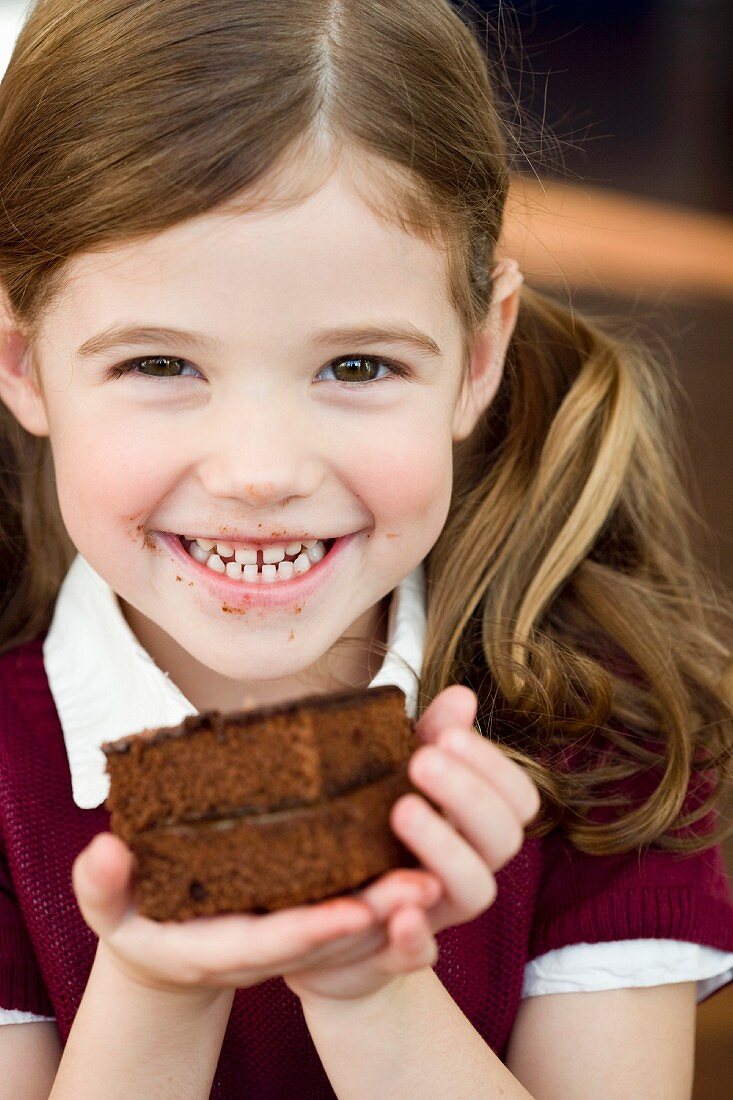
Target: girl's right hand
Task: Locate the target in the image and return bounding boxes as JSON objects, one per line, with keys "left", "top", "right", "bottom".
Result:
{"left": 72, "top": 831, "right": 442, "bottom": 996}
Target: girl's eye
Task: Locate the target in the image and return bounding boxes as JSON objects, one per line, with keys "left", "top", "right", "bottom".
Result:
{"left": 318, "top": 355, "right": 408, "bottom": 385}
{"left": 108, "top": 356, "right": 201, "bottom": 380}
{"left": 108, "top": 354, "right": 409, "bottom": 385}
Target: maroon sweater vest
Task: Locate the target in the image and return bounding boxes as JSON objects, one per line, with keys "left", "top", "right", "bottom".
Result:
{"left": 1, "top": 639, "right": 732, "bottom": 1099}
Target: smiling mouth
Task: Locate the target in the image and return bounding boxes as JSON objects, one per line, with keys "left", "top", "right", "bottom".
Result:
{"left": 177, "top": 535, "right": 335, "bottom": 584}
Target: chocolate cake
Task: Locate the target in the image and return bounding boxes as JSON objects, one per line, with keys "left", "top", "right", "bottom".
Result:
{"left": 101, "top": 684, "right": 422, "bottom": 921}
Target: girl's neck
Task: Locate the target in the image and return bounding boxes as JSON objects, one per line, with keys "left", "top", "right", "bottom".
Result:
{"left": 119, "top": 597, "right": 391, "bottom": 713}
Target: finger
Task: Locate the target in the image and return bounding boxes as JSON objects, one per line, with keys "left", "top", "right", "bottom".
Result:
{"left": 435, "top": 728, "right": 541, "bottom": 825}
{"left": 409, "top": 747, "right": 525, "bottom": 868}
{"left": 414, "top": 685, "right": 477, "bottom": 746}
{"left": 350, "top": 868, "right": 443, "bottom": 922}
{"left": 290, "top": 873, "right": 442, "bottom": 975}
{"left": 279, "top": 924, "right": 389, "bottom": 974}
{"left": 72, "top": 833, "right": 136, "bottom": 938}
{"left": 384, "top": 905, "right": 439, "bottom": 972}
{"left": 216, "top": 923, "right": 391, "bottom": 986}
{"left": 223, "top": 875, "right": 440, "bottom": 985}
{"left": 163, "top": 894, "right": 376, "bottom": 975}
{"left": 391, "top": 794, "right": 497, "bottom": 921}
{"left": 275, "top": 874, "right": 441, "bottom": 980}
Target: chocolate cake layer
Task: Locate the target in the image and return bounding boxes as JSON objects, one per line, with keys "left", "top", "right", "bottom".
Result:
{"left": 103, "top": 685, "right": 414, "bottom": 842}
{"left": 131, "top": 768, "right": 419, "bottom": 920}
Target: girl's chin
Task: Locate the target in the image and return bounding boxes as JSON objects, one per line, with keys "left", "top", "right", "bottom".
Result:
{"left": 120, "top": 600, "right": 319, "bottom": 694}
{"left": 157, "top": 630, "right": 327, "bottom": 689}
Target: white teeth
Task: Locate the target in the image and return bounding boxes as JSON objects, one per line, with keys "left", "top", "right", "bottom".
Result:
{"left": 189, "top": 542, "right": 210, "bottom": 564}
{"left": 234, "top": 547, "right": 258, "bottom": 565}
{"left": 262, "top": 544, "right": 286, "bottom": 565}
{"left": 293, "top": 553, "right": 312, "bottom": 576}
{"left": 185, "top": 536, "right": 326, "bottom": 582}
{"left": 306, "top": 543, "right": 325, "bottom": 564}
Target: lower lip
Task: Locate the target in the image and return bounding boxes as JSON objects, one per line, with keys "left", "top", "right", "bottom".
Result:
{"left": 157, "top": 532, "right": 360, "bottom": 610}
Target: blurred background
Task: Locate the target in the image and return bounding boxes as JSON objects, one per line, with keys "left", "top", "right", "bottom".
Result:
{"left": 1, "top": 0, "right": 732, "bottom": 1093}
{"left": 470, "top": 4, "right": 733, "bottom": 1094}
{"left": 470, "top": 0, "right": 733, "bottom": 565}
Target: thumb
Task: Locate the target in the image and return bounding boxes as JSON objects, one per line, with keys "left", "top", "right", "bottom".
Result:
{"left": 72, "top": 832, "right": 135, "bottom": 938}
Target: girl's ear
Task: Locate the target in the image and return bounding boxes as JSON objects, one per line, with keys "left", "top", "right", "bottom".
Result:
{"left": 0, "top": 295, "right": 50, "bottom": 437}
{"left": 451, "top": 259, "right": 523, "bottom": 443}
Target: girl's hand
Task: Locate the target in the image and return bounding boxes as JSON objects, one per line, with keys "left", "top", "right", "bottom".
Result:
{"left": 71, "top": 830, "right": 438, "bottom": 999}
{"left": 284, "top": 685, "right": 541, "bottom": 1006}
{"left": 72, "top": 685, "right": 538, "bottom": 1007}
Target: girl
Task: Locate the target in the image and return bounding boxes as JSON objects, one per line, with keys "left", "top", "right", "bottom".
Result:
{"left": 0, "top": 0, "right": 731, "bottom": 1096}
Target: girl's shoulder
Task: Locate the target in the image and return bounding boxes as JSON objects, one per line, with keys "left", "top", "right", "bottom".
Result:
{"left": 531, "top": 815, "right": 733, "bottom": 963}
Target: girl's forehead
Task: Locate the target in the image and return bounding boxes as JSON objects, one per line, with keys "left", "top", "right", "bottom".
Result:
{"left": 32, "top": 175, "right": 463, "bottom": 378}
{"left": 50, "top": 163, "right": 457, "bottom": 340}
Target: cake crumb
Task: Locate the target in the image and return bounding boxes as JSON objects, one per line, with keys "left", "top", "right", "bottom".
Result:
{"left": 221, "top": 603, "right": 250, "bottom": 615}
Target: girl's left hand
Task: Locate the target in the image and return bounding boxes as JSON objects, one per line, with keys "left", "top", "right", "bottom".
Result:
{"left": 284, "top": 684, "right": 541, "bottom": 1006}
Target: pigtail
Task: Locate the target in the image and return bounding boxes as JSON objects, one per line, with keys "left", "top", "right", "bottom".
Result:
{"left": 421, "top": 284, "right": 733, "bottom": 855}
{"left": 0, "top": 408, "right": 72, "bottom": 654}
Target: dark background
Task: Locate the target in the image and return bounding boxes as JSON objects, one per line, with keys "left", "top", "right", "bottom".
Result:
{"left": 463, "top": 0, "right": 733, "bottom": 579}
{"left": 469, "top": 0, "right": 733, "bottom": 213}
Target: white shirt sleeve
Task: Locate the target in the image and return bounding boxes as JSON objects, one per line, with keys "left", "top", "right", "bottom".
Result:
{"left": 4, "top": 941, "right": 730, "bottom": 1023}
{"left": 0, "top": 1007, "right": 56, "bottom": 1025}
{"left": 523, "top": 939, "right": 733, "bottom": 1004}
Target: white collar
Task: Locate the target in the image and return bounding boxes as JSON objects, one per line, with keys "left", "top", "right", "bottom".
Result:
{"left": 43, "top": 554, "right": 427, "bottom": 810}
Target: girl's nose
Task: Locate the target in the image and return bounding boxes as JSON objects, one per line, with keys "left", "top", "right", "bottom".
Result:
{"left": 194, "top": 395, "right": 323, "bottom": 507}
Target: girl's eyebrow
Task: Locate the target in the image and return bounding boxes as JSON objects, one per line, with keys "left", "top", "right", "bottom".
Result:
{"left": 77, "top": 325, "right": 223, "bottom": 360}
{"left": 76, "top": 321, "right": 442, "bottom": 360}
{"left": 309, "top": 324, "right": 442, "bottom": 358}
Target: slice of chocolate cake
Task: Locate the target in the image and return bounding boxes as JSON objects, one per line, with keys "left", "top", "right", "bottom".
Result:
{"left": 102, "top": 684, "right": 422, "bottom": 921}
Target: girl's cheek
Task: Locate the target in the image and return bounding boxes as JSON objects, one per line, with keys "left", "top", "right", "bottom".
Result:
{"left": 52, "top": 421, "right": 178, "bottom": 545}
{"left": 352, "top": 422, "right": 454, "bottom": 539}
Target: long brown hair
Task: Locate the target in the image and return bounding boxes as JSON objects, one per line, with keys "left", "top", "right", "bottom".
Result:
{"left": 0, "top": 0, "right": 730, "bottom": 854}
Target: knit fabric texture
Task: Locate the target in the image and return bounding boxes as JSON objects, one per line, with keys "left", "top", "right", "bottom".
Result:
{"left": 1, "top": 639, "right": 732, "bottom": 1099}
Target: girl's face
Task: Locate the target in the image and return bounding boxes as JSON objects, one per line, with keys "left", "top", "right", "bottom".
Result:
{"left": 4, "top": 160, "right": 514, "bottom": 707}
